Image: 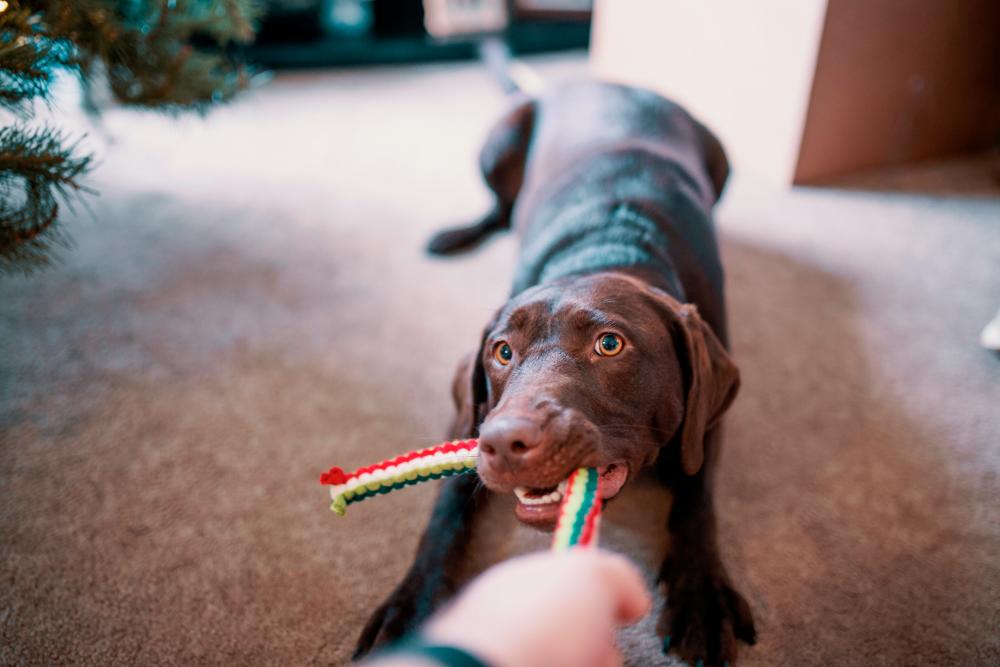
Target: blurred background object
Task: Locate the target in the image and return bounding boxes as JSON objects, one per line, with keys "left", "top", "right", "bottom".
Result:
{"left": 982, "top": 309, "right": 1000, "bottom": 352}
{"left": 592, "top": 0, "right": 1000, "bottom": 186}
{"left": 247, "top": 0, "right": 592, "bottom": 67}
{"left": 423, "top": 0, "right": 508, "bottom": 38}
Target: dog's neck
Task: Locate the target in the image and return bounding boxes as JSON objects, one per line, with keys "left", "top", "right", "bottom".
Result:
{"left": 511, "top": 201, "right": 686, "bottom": 299}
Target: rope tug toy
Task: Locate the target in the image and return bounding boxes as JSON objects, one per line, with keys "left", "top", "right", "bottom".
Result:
{"left": 319, "top": 439, "right": 603, "bottom": 549}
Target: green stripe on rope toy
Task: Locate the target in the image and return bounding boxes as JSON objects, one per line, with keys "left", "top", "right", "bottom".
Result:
{"left": 319, "top": 439, "right": 603, "bottom": 550}
{"left": 550, "top": 467, "right": 602, "bottom": 550}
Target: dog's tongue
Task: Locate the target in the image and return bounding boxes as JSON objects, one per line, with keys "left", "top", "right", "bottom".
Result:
{"left": 598, "top": 463, "right": 628, "bottom": 500}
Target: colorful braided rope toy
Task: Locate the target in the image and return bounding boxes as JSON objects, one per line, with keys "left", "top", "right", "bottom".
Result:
{"left": 319, "top": 439, "right": 603, "bottom": 549}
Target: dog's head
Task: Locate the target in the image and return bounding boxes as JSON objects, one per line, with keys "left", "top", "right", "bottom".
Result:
{"left": 452, "top": 272, "right": 739, "bottom": 528}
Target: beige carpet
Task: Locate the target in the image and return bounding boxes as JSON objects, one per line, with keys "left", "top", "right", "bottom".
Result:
{"left": 2, "top": 55, "right": 998, "bottom": 666}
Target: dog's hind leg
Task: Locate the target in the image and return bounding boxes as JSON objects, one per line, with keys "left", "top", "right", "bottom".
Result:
{"left": 427, "top": 98, "right": 536, "bottom": 255}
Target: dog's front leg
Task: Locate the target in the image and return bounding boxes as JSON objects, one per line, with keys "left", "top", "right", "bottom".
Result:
{"left": 657, "top": 429, "right": 756, "bottom": 667}
{"left": 353, "top": 473, "right": 486, "bottom": 659}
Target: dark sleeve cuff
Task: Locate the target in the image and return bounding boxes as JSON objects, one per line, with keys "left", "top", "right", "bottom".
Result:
{"left": 376, "top": 636, "right": 493, "bottom": 667}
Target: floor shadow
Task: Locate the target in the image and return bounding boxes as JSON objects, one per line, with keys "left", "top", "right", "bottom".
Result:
{"left": 711, "top": 235, "right": 996, "bottom": 665}
{"left": 806, "top": 149, "right": 1000, "bottom": 199}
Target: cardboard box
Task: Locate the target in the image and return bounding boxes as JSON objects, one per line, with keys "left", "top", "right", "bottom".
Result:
{"left": 591, "top": 0, "right": 1000, "bottom": 185}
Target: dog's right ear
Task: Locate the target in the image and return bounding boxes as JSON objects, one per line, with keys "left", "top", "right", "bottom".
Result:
{"left": 646, "top": 285, "right": 740, "bottom": 476}
{"left": 670, "top": 302, "right": 740, "bottom": 475}
{"left": 448, "top": 323, "right": 494, "bottom": 440}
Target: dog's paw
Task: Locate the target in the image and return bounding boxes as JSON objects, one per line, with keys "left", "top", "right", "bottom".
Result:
{"left": 656, "top": 573, "right": 756, "bottom": 667}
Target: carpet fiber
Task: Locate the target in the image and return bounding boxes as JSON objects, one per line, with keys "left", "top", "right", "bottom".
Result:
{"left": 2, "top": 56, "right": 998, "bottom": 665}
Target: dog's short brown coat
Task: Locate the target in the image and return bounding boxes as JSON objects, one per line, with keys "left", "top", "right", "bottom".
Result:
{"left": 356, "top": 82, "right": 756, "bottom": 666}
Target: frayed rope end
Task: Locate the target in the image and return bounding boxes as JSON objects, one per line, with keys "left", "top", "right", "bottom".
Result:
{"left": 330, "top": 496, "right": 348, "bottom": 516}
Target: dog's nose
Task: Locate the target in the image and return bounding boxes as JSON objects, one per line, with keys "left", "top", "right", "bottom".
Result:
{"left": 478, "top": 415, "right": 542, "bottom": 470}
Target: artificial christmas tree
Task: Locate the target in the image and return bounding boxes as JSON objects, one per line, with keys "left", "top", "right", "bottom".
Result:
{"left": 0, "top": 0, "right": 257, "bottom": 275}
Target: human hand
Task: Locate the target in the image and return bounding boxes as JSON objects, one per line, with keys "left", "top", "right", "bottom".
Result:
{"left": 422, "top": 549, "right": 651, "bottom": 667}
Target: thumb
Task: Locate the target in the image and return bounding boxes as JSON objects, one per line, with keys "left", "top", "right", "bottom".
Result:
{"left": 592, "top": 552, "right": 652, "bottom": 624}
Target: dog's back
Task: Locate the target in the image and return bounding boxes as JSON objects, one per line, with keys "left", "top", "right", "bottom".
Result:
{"left": 520, "top": 81, "right": 725, "bottom": 209}
{"left": 510, "top": 82, "right": 731, "bottom": 337}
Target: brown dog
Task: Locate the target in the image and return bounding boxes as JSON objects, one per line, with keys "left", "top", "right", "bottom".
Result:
{"left": 356, "top": 81, "right": 756, "bottom": 666}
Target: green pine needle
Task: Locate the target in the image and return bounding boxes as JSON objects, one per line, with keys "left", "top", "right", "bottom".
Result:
{"left": 0, "top": 125, "right": 93, "bottom": 275}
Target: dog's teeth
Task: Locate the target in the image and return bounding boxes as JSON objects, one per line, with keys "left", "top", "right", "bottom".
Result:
{"left": 558, "top": 479, "right": 569, "bottom": 494}
{"left": 513, "top": 485, "right": 565, "bottom": 506}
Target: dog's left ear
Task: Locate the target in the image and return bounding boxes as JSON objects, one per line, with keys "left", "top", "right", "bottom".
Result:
{"left": 448, "top": 350, "right": 478, "bottom": 439}
{"left": 669, "top": 301, "right": 740, "bottom": 475}
{"left": 447, "top": 319, "right": 496, "bottom": 439}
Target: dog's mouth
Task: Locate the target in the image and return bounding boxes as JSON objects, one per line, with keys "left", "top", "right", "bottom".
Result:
{"left": 512, "top": 462, "right": 628, "bottom": 528}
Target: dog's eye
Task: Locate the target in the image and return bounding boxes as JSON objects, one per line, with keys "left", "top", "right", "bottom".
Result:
{"left": 493, "top": 341, "right": 513, "bottom": 365}
{"left": 595, "top": 333, "right": 624, "bottom": 357}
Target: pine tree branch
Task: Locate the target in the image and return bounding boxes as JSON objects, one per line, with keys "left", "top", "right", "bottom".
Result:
{"left": 0, "top": 5, "right": 59, "bottom": 115}
{"left": 0, "top": 0, "right": 260, "bottom": 274}
{"left": 0, "top": 125, "right": 92, "bottom": 275}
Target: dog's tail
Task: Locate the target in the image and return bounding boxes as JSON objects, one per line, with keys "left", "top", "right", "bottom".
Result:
{"left": 477, "top": 37, "right": 545, "bottom": 97}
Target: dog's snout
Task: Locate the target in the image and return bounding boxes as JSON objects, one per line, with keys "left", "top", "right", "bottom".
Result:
{"left": 478, "top": 415, "right": 542, "bottom": 469}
